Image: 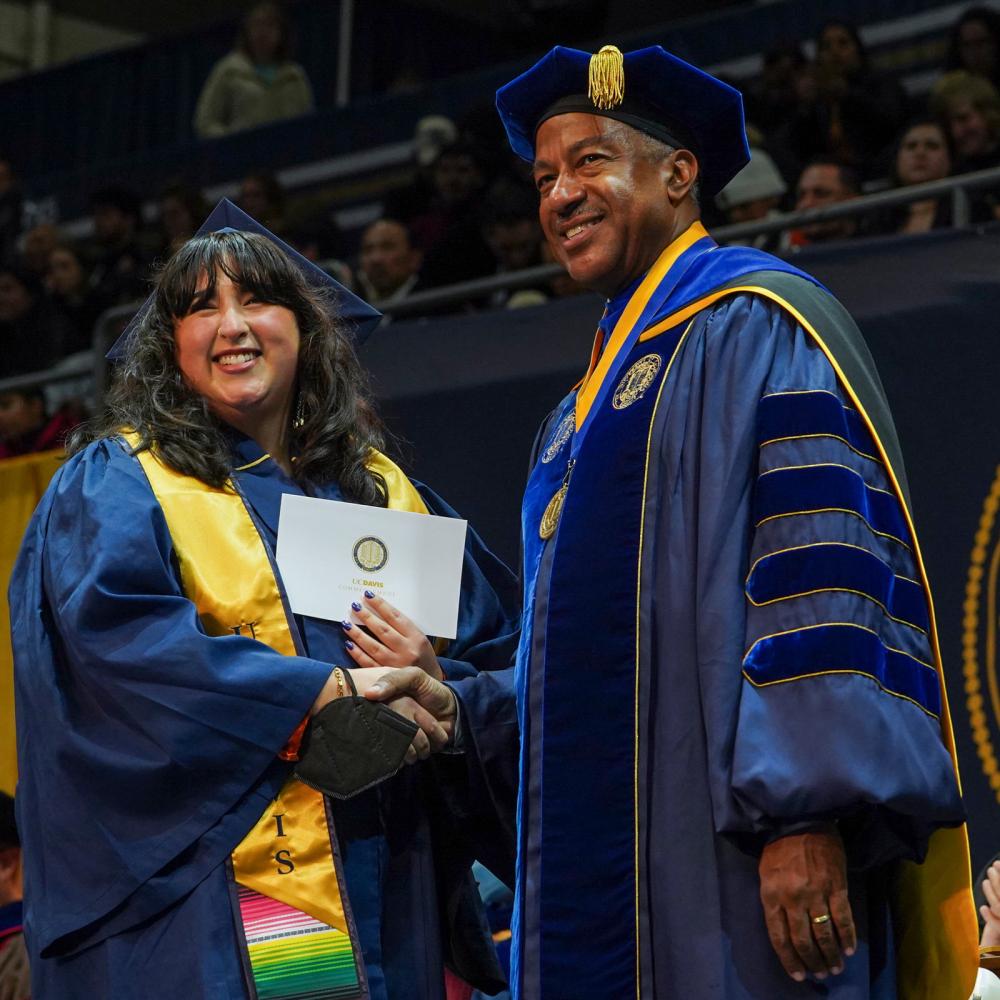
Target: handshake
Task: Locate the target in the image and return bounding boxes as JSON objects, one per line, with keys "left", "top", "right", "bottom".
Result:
{"left": 302, "top": 592, "right": 460, "bottom": 803}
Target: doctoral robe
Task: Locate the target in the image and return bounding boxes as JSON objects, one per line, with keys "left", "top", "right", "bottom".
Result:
{"left": 10, "top": 431, "right": 520, "bottom": 1000}
{"left": 511, "top": 222, "right": 976, "bottom": 999}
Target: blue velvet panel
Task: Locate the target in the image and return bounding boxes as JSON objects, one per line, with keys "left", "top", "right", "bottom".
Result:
{"left": 757, "top": 389, "right": 875, "bottom": 459}
{"left": 746, "top": 542, "right": 929, "bottom": 632}
{"left": 753, "top": 464, "right": 910, "bottom": 547}
{"left": 742, "top": 622, "right": 941, "bottom": 717}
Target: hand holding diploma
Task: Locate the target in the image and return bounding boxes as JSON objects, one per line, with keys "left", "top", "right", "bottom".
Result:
{"left": 342, "top": 591, "right": 458, "bottom": 764}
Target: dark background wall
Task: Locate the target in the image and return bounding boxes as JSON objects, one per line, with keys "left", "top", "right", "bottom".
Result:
{"left": 363, "top": 224, "right": 1000, "bottom": 871}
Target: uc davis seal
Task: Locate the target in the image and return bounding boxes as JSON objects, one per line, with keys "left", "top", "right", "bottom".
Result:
{"left": 613, "top": 354, "right": 662, "bottom": 410}
{"left": 353, "top": 536, "right": 389, "bottom": 572}
{"left": 542, "top": 409, "right": 575, "bottom": 463}
{"left": 964, "top": 464, "right": 1000, "bottom": 805}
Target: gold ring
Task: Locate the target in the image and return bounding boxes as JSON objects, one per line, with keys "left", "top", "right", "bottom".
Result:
{"left": 812, "top": 913, "right": 831, "bottom": 925}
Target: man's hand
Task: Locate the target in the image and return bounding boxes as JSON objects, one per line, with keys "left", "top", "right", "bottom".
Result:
{"left": 311, "top": 666, "right": 397, "bottom": 715}
{"left": 366, "top": 666, "right": 458, "bottom": 764}
{"left": 759, "top": 828, "right": 856, "bottom": 982}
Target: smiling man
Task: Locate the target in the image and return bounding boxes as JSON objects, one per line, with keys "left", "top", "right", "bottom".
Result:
{"left": 493, "top": 44, "right": 977, "bottom": 1000}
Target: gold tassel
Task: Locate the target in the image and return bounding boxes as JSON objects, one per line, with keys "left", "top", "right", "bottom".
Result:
{"left": 588, "top": 45, "right": 625, "bottom": 110}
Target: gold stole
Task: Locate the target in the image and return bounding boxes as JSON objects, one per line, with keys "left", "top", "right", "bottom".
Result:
{"left": 123, "top": 433, "right": 430, "bottom": 933}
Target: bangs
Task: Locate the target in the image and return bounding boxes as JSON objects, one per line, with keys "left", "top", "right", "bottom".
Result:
{"left": 159, "top": 231, "right": 302, "bottom": 319}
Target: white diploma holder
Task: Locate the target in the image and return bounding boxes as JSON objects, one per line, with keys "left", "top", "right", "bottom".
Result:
{"left": 276, "top": 493, "right": 468, "bottom": 639}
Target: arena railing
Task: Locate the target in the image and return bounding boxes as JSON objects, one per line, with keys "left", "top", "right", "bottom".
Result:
{"left": 2, "top": 163, "right": 999, "bottom": 408}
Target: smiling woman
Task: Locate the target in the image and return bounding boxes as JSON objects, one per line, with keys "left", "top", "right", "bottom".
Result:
{"left": 10, "top": 208, "right": 520, "bottom": 1000}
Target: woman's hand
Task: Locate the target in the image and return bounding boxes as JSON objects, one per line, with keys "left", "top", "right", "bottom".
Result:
{"left": 310, "top": 665, "right": 400, "bottom": 715}
{"left": 982, "top": 860, "right": 1000, "bottom": 948}
{"left": 341, "top": 591, "right": 443, "bottom": 680}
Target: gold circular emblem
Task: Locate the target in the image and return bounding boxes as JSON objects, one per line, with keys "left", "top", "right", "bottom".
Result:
{"left": 612, "top": 354, "right": 662, "bottom": 410}
{"left": 542, "top": 410, "right": 575, "bottom": 463}
{"left": 964, "top": 463, "right": 1000, "bottom": 803}
{"left": 353, "top": 536, "right": 389, "bottom": 572}
{"left": 539, "top": 484, "right": 568, "bottom": 540}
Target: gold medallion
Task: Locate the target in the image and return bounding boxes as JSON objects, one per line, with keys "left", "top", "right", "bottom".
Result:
{"left": 539, "top": 484, "right": 568, "bottom": 540}
{"left": 612, "top": 353, "right": 662, "bottom": 410}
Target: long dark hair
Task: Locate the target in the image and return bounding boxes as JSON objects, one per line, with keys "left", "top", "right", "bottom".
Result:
{"left": 70, "top": 231, "right": 388, "bottom": 506}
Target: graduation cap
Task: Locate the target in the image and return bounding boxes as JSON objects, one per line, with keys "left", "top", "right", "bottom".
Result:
{"left": 106, "top": 198, "right": 381, "bottom": 360}
{"left": 495, "top": 44, "right": 750, "bottom": 197}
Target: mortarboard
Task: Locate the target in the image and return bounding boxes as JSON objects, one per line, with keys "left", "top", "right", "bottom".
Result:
{"left": 106, "top": 198, "right": 381, "bottom": 360}
{"left": 495, "top": 45, "right": 750, "bottom": 198}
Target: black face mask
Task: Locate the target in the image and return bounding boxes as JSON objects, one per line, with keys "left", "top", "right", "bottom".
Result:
{"left": 294, "top": 679, "right": 418, "bottom": 800}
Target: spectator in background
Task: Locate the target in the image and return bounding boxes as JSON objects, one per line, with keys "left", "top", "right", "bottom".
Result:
{"left": 237, "top": 170, "right": 286, "bottom": 234}
{"left": 414, "top": 142, "right": 496, "bottom": 291}
{"left": 158, "top": 183, "right": 208, "bottom": 255}
{"left": 787, "top": 20, "right": 906, "bottom": 178}
{"left": 481, "top": 182, "right": 547, "bottom": 309}
{"left": 383, "top": 115, "right": 459, "bottom": 226}
{"left": 84, "top": 187, "right": 149, "bottom": 309}
{"left": 786, "top": 159, "right": 861, "bottom": 248}
{"left": 0, "top": 793, "right": 28, "bottom": 1000}
{"left": 194, "top": 1, "right": 314, "bottom": 139}
{"left": 0, "top": 160, "right": 23, "bottom": 267}
{"left": 0, "top": 386, "right": 82, "bottom": 459}
{"left": 870, "top": 119, "right": 954, "bottom": 236}
{"left": 746, "top": 43, "right": 808, "bottom": 135}
{"left": 19, "top": 224, "right": 59, "bottom": 280}
{"left": 357, "top": 218, "right": 422, "bottom": 306}
{"left": 932, "top": 70, "right": 1000, "bottom": 173}
{"left": 945, "top": 7, "right": 1000, "bottom": 90}
{"left": 0, "top": 265, "right": 74, "bottom": 378}
{"left": 715, "top": 148, "right": 788, "bottom": 251}
{"left": 46, "top": 244, "right": 104, "bottom": 352}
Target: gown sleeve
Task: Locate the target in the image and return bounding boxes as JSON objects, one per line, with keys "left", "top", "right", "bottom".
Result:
{"left": 10, "top": 439, "right": 334, "bottom": 956}
{"left": 411, "top": 482, "right": 521, "bottom": 885}
{"left": 678, "top": 294, "right": 963, "bottom": 865}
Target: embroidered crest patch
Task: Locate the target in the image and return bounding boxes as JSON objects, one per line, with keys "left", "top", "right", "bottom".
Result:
{"left": 612, "top": 354, "right": 662, "bottom": 410}
{"left": 542, "top": 409, "right": 575, "bottom": 463}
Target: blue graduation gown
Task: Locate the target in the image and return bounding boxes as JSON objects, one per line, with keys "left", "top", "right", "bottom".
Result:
{"left": 10, "top": 433, "right": 520, "bottom": 1000}
{"left": 512, "top": 239, "right": 966, "bottom": 999}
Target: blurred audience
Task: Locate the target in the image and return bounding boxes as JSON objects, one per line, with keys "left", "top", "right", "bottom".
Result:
{"left": 932, "top": 70, "right": 1000, "bottom": 173}
{"left": 383, "top": 115, "right": 459, "bottom": 226}
{"left": 785, "top": 20, "right": 906, "bottom": 178}
{"left": 194, "top": 1, "right": 314, "bottom": 139}
{"left": 945, "top": 7, "right": 1000, "bottom": 90}
{"left": 0, "top": 793, "right": 27, "bottom": 1000}
{"left": 238, "top": 170, "right": 286, "bottom": 234}
{"left": 482, "top": 182, "right": 547, "bottom": 308}
{"left": 715, "top": 149, "right": 788, "bottom": 251}
{"left": 0, "top": 265, "right": 75, "bottom": 379}
{"left": 158, "top": 183, "right": 208, "bottom": 255}
{"left": 357, "top": 218, "right": 423, "bottom": 306}
{"left": 0, "top": 387, "right": 82, "bottom": 459}
{"left": 787, "top": 159, "right": 861, "bottom": 247}
{"left": 0, "top": 161, "right": 22, "bottom": 267}
{"left": 871, "top": 119, "right": 955, "bottom": 236}
{"left": 46, "top": 244, "right": 105, "bottom": 351}
{"left": 747, "top": 43, "right": 808, "bottom": 136}
{"left": 19, "top": 224, "right": 58, "bottom": 280}
{"left": 415, "top": 142, "right": 495, "bottom": 290}
{"left": 83, "top": 187, "right": 149, "bottom": 309}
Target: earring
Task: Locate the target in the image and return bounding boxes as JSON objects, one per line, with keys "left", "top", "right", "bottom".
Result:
{"left": 293, "top": 395, "right": 305, "bottom": 429}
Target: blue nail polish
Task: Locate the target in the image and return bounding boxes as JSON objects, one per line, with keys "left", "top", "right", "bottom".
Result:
{"left": 351, "top": 601, "right": 362, "bottom": 612}
{"left": 364, "top": 589, "right": 376, "bottom": 599}
{"left": 345, "top": 639, "right": 355, "bottom": 650}
{"left": 340, "top": 620, "right": 352, "bottom": 630}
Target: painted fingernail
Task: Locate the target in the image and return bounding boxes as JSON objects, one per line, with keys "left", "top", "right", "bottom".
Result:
{"left": 345, "top": 640, "right": 355, "bottom": 650}
{"left": 340, "top": 620, "right": 353, "bottom": 630}
{"left": 364, "top": 589, "right": 376, "bottom": 599}
{"left": 792, "top": 973, "right": 805, "bottom": 982}
{"left": 845, "top": 947, "right": 855, "bottom": 957}
{"left": 832, "top": 966, "right": 843, "bottom": 975}
{"left": 351, "top": 601, "right": 362, "bottom": 612}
